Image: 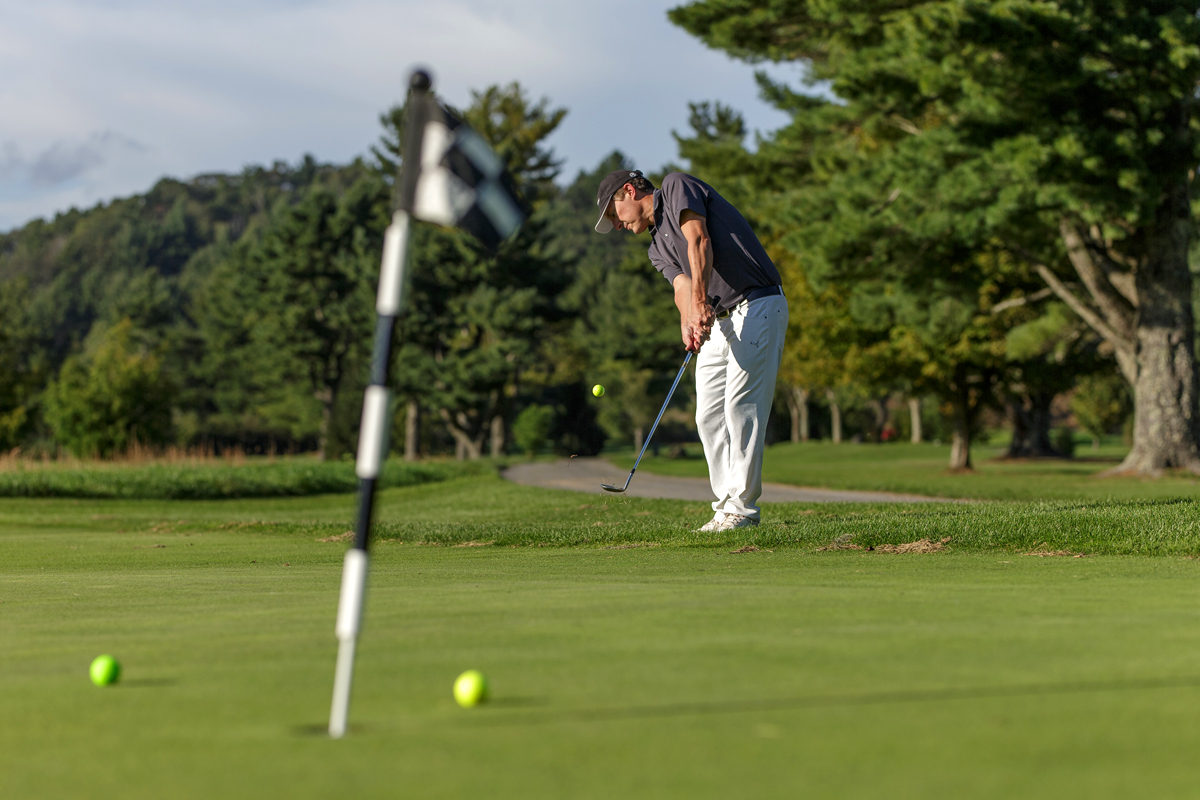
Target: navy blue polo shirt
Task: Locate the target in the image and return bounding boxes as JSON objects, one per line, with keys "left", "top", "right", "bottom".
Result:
{"left": 646, "top": 173, "right": 782, "bottom": 313}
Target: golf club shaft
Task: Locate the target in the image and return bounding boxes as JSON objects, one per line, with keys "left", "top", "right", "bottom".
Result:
{"left": 630, "top": 351, "right": 693, "bottom": 474}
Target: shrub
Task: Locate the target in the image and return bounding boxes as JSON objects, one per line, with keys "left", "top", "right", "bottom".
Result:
{"left": 512, "top": 405, "right": 554, "bottom": 458}
{"left": 1054, "top": 427, "right": 1076, "bottom": 458}
{"left": 43, "top": 320, "right": 173, "bottom": 457}
{"left": 1071, "top": 373, "right": 1132, "bottom": 450}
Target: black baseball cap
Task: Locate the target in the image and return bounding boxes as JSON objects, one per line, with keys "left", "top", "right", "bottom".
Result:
{"left": 594, "top": 169, "right": 646, "bottom": 234}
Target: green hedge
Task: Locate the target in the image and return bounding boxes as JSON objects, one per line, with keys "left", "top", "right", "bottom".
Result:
{"left": 0, "top": 459, "right": 494, "bottom": 500}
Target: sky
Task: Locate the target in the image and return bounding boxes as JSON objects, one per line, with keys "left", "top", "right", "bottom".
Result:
{"left": 0, "top": 0, "right": 809, "bottom": 232}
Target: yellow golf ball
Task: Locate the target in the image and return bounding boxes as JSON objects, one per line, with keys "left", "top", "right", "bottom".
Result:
{"left": 453, "top": 669, "right": 489, "bottom": 708}
{"left": 592, "top": 384, "right": 605, "bottom": 397}
{"left": 89, "top": 655, "right": 121, "bottom": 687}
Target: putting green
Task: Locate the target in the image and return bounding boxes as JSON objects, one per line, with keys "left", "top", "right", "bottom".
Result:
{"left": 4, "top": 504, "right": 1200, "bottom": 798}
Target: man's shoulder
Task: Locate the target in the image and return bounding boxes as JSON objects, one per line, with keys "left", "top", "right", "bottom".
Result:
{"left": 659, "top": 173, "right": 713, "bottom": 214}
{"left": 661, "top": 172, "right": 709, "bottom": 191}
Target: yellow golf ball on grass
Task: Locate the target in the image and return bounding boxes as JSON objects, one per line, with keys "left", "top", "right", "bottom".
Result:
{"left": 592, "top": 384, "right": 605, "bottom": 397}
{"left": 453, "top": 669, "right": 489, "bottom": 708}
{"left": 89, "top": 655, "right": 121, "bottom": 687}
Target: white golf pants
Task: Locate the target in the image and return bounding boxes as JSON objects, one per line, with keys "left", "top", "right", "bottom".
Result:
{"left": 696, "top": 294, "right": 788, "bottom": 521}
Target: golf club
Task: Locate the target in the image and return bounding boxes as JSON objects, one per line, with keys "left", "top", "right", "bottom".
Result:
{"left": 601, "top": 350, "right": 693, "bottom": 493}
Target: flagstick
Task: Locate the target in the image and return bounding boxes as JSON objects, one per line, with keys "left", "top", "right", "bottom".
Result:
{"left": 329, "top": 71, "right": 430, "bottom": 739}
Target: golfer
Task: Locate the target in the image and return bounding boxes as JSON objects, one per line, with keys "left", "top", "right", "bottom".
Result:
{"left": 595, "top": 169, "right": 787, "bottom": 531}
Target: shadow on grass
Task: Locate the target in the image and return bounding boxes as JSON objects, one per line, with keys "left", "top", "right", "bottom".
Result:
{"left": 291, "top": 722, "right": 385, "bottom": 737}
{"left": 436, "top": 675, "right": 1200, "bottom": 730}
{"left": 291, "top": 674, "right": 1200, "bottom": 737}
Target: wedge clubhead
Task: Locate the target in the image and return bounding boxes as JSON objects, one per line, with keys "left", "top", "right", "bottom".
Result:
{"left": 601, "top": 351, "right": 693, "bottom": 494}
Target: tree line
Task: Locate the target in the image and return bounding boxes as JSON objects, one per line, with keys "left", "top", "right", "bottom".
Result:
{"left": 4, "top": 1, "right": 1199, "bottom": 472}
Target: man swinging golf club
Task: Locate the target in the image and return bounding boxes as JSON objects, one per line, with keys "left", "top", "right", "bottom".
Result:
{"left": 595, "top": 169, "right": 787, "bottom": 531}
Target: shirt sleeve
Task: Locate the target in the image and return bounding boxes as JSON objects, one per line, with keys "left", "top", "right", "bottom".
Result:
{"left": 649, "top": 246, "right": 684, "bottom": 285}
{"left": 662, "top": 173, "right": 708, "bottom": 224}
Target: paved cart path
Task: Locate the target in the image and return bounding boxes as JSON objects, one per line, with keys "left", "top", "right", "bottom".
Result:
{"left": 502, "top": 457, "right": 955, "bottom": 503}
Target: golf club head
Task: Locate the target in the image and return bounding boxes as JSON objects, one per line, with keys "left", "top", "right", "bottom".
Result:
{"left": 600, "top": 483, "right": 626, "bottom": 493}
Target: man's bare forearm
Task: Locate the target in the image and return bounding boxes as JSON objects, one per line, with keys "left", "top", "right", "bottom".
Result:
{"left": 687, "top": 237, "right": 713, "bottom": 309}
{"left": 676, "top": 213, "right": 716, "bottom": 351}
{"left": 673, "top": 275, "right": 692, "bottom": 316}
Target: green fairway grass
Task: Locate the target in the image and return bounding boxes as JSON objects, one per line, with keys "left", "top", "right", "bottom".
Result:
{"left": 6, "top": 472, "right": 1200, "bottom": 798}
{"left": 618, "top": 439, "right": 1200, "bottom": 501}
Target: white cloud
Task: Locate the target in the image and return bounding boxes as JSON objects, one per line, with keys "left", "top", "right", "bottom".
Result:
{"left": 0, "top": 0, "right": 812, "bottom": 231}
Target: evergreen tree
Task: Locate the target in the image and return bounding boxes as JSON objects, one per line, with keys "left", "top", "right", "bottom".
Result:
{"left": 198, "top": 163, "right": 386, "bottom": 459}
{"left": 547, "top": 153, "right": 682, "bottom": 453}
{"left": 376, "top": 84, "right": 574, "bottom": 459}
{"left": 0, "top": 157, "right": 343, "bottom": 452}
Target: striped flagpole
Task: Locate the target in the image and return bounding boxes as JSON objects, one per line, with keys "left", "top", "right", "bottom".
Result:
{"left": 329, "top": 69, "right": 430, "bottom": 739}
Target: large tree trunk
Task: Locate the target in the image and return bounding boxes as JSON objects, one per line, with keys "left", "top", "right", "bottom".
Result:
{"left": 1026, "top": 205, "right": 1200, "bottom": 474}
{"left": 490, "top": 414, "right": 505, "bottom": 458}
{"left": 870, "top": 395, "right": 888, "bottom": 442}
{"left": 826, "top": 389, "right": 842, "bottom": 444}
{"left": 315, "top": 385, "right": 335, "bottom": 461}
{"left": 404, "top": 399, "right": 419, "bottom": 461}
{"left": 1006, "top": 397, "right": 1031, "bottom": 458}
{"left": 633, "top": 425, "right": 644, "bottom": 455}
{"left": 1005, "top": 390, "right": 1057, "bottom": 458}
{"left": 786, "top": 386, "right": 809, "bottom": 443}
{"left": 787, "top": 396, "right": 800, "bottom": 442}
{"left": 949, "top": 427, "right": 970, "bottom": 469}
{"left": 440, "top": 408, "right": 484, "bottom": 460}
{"left": 797, "top": 387, "right": 809, "bottom": 442}
{"left": 1116, "top": 182, "right": 1200, "bottom": 473}
{"left": 908, "top": 397, "right": 922, "bottom": 443}
{"left": 948, "top": 367, "right": 973, "bottom": 470}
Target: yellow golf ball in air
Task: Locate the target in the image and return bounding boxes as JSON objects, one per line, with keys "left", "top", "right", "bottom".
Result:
{"left": 592, "top": 384, "right": 605, "bottom": 397}
{"left": 453, "top": 669, "right": 489, "bottom": 708}
{"left": 89, "top": 655, "right": 121, "bottom": 687}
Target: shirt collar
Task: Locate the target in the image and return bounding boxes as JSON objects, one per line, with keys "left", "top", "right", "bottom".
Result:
{"left": 649, "top": 189, "right": 664, "bottom": 235}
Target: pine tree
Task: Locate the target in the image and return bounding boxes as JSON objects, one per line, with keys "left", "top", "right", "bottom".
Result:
{"left": 376, "top": 84, "right": 574, "bottom": 459}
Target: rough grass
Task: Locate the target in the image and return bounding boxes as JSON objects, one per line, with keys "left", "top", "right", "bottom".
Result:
{"left": 0, "top": 457, "right": 492, "bottom": 499}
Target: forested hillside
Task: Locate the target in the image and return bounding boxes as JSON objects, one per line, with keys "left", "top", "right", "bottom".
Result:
{"left": 0, "top": 157, "right": 344, "bottom": 454}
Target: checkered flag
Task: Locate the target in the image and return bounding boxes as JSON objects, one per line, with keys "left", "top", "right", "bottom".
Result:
{"left": 402, "top": 97, "right": 527, "bottom": 249}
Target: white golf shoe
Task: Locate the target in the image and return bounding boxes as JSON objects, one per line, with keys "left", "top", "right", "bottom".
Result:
{"left": 694, "top": 513, "right": 725, "bottom": 533}
{"left": 718, "top": 514, "right": 759, "bottom": 531}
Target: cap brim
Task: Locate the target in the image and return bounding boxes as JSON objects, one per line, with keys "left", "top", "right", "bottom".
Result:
{"left": 594, "top": 192, "right": 616, "bottom": 234}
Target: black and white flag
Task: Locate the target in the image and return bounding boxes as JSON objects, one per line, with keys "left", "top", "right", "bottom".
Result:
{"left": 405, "top": 101, "right": 527, "bottom": 249}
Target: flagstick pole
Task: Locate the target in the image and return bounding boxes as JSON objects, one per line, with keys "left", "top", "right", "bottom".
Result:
{"left": 329, "top": 70, "right": 430, "bottom": 740}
